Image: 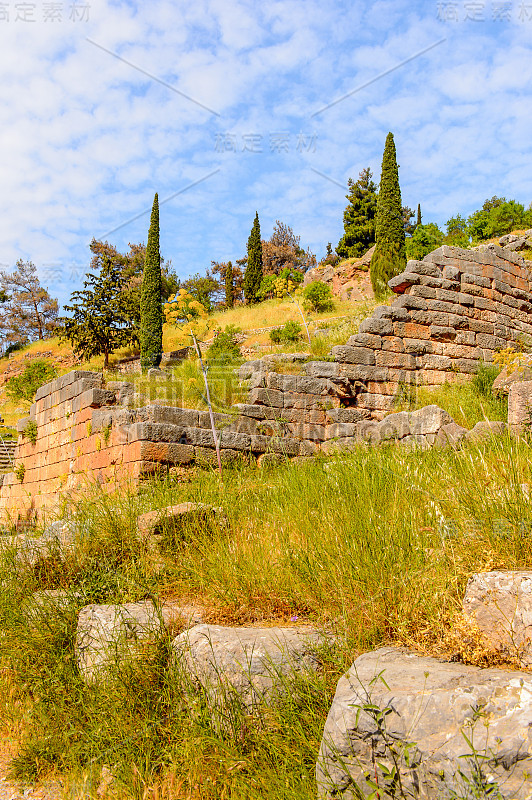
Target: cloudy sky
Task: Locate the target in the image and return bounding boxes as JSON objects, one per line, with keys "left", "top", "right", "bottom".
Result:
{"left": 0, "top": 0, "right": 531, "bottom": 307}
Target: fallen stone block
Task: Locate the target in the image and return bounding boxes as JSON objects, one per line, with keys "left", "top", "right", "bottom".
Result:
{"left": 317, "top": 646, "right": 532, "bottom": 800}
{"left": 466, "top": 420, "right": 508, "bottom": 441}
{"left": 137, "top": 503, "right": 225, "bottom": 541}
{"left": 409, "top": 405, "right": 452, "bottom": 435}
{"left": 463, "top": 571, "right": 532, "bottom": 666}
{"left": 172, "top": 623, "right": 325, "bottom": 710}
{"left": 508, "top": 380, "right": 532, "bottom": 431}
{"left": 76, "top": 601, "right": 166, "bottom": 683}
{"left": 435, "top": 422, "right": 469, "bottom": 447}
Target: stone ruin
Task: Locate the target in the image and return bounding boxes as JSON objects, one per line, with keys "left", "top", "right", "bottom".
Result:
{"left": 1, "top": 242, "right": 531, "bottom": 521}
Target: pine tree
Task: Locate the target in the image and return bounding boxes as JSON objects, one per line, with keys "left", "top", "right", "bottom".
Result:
{"left": 336, "top": 168, "right": 378, "bottom": 259}
{"left": 225, "top": 260, "right": 234, "bottom": 308}
{"left": 417, "top": 203, "right": 422, "bottom": 227}
{"left": 0, "top": 260, "right": 59, "bottom": 347}
{"left": 140, "top": 193, "right": 163, "bottom": 370}
{"left": 62, "top": 255, "right": 132, "bottom": 369}
{"left": 370, "top": 133, "right": 406, "bottom": 298}
{"left": 244, "top": 212, "right": 263, "bottom": 304}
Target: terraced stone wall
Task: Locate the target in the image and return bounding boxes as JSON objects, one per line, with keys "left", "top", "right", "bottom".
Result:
{"left": 0, "top": 244, "right": 529, "bottom": 522}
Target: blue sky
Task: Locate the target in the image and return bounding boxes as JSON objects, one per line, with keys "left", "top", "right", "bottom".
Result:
{"left": 0, "top": 0, "right": 531, "bottom": 307}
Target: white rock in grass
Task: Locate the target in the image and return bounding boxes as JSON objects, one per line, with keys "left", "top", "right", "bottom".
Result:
{"left": 75, "top": 601, "right": 166, "bottom": 684}
{"left": 317, "top": 647, "right": 532, "bottom": 800}
{"left": 463, "top": 571, "right": 532, "bottom": 666}
{"left": 172, "top": 623, "right": 325, "bottom": 710}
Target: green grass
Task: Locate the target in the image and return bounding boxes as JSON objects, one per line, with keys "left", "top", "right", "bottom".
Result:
{"left": 1, "top": 430, "right": 532, "bottom": 797}
{"left": 392, "top": 365, "right": 507, "bottom": 430}
{"left": 120, "top": 355, "right": 247, "bottom": 412}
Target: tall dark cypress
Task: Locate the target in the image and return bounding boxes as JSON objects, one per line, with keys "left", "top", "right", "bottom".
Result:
{"left": 225, "top": 260, "right": 234, "bottom": 308}
{"left": 370, "top": 133, "right": 406, "bottom": 298}
{"left": 244, "top": 212, "right": 263, "bottom": 304}
{"left": 417, "top": 203, "right": 422, "bottom": 227}
{"left": 140, "top": 193, "right": 163, "bottom": 370}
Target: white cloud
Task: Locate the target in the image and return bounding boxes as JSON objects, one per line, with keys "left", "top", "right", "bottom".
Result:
{"left": 0, "top": 0, "right": 529, "bottom": 309}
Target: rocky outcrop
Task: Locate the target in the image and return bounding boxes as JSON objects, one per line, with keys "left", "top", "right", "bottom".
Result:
{"left": 317, "top": 646, "right": 532, "bottom": 800}
{"left": 302, "top": 246, "right": 375, "bottom": 302}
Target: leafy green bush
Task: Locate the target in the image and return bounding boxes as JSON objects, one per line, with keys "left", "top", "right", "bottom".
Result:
{"left": 5, "top": 360, "right": 57, "bottom": 402}
{"left": 206, "top": 325, "right": 242, "bottom": 365}
{"left": 23, "top": 420, "right": 38, "bottom": 445}
{"left": 406, "top": 223, "right": 444, "bottom": 261}
{"left": 269, "top": 320, "right": 302, "bottom": 344}
{"left": 301, "top": 282, "right": 334, "bottom": 313}
{"left": 4, "top": 342, "right": 25, "bottom": 357}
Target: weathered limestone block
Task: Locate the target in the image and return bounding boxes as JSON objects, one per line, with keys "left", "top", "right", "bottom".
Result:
{"left": 463, "top": 571, "right": 532, "bottom": 666}
{"left": 172, "top": 624, "right": 324, "bottom": 710}
{"left": 249, "top": 435, "right": 300, "bottom": 455}
{"left": 508, "top": 380, "right": 532, "bottom": 431}
{"left": 127, "top": 422, "right": 187, "bottom": 443}
{"left": 358, "top": 317, "right": 394, "bottom": 336}
{"left": 325, "top": 408, "right": 371, "bottom": 424}
{"left": 137, "top": 503, "right": 224, "bottom": 540}
{"left": 330, "top": 346, "right": 375, "bottom": 365}
{"left": 76, "top": 601, "right": 166, "bottom": 683}
{"left": 0, "top": 520, "right": 79, "bottom": 568}
{"left": 324, "top": 423, "right": 359, "bottom": 440}
{"left": 317, "top": 646, "right": 532, "bottom": 800}
{"left": 466, "top": 420, "right": 508, "bottom": 441}
{"left": 304, "top": 361, "right": 341, "bottom": 379}
{"left": 435, "top": 422, "right": 468, "bottom": 447}
{"left": 493, "top": 364, "right": 532, "bottom": 395}
{"left": 249, "top": 387, "right": 284, "bottom": 407}
{"left": 377, "top": 411, "right": 411, "bottom": 440}
{"left": 408, "top": 405, "right": 452, "bottom": 435}
{"left": 388, "top": 272, "right": 421, "bottom": 292}
{"left": 346, "top": 333, "right": 382, "bottom": 349}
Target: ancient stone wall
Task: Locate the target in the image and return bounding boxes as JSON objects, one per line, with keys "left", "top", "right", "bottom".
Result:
{"left": 0, "top": 244, "right": 529, "bottom": 521}
{"left": 328, "top": 243, "right": 532, "bottom": 417}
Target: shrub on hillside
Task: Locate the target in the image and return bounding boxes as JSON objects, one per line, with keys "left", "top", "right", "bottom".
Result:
{"left": 269, "top": 320, "right": 302, "bottom": 344}
{"left": 5, "top": 360, "right": 57, "bottom": 402}
{"left": 206, "top": 325, "right": 242, "bottom": 365}
{"left": 302, "top": 282, "right": 334, "bottom": 313}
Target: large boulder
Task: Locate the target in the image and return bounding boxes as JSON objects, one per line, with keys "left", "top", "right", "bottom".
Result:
{"left": 463, "top": 571, "right": 532, "bottom": 666}
{"left": 317, "top": 647, "right": 532, "bottom": 799}
{"left": 172, "top": 624, "right": 324, "bottom": 711}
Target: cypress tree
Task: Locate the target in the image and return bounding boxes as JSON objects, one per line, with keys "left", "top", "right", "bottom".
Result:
{"left": 244, "top": 212, "right": 263, "bottom": 304}
{"left": 370, "top": 133, "right": 406, "bottom": 298}
{"left": 417, "top": 203, "right": 422, "bottom": 227}
{"left": 225, "top": 260, "right": 234, "bottom": 308}
{"left": 140, "top": 193, "right": 163, "bottom": 370}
